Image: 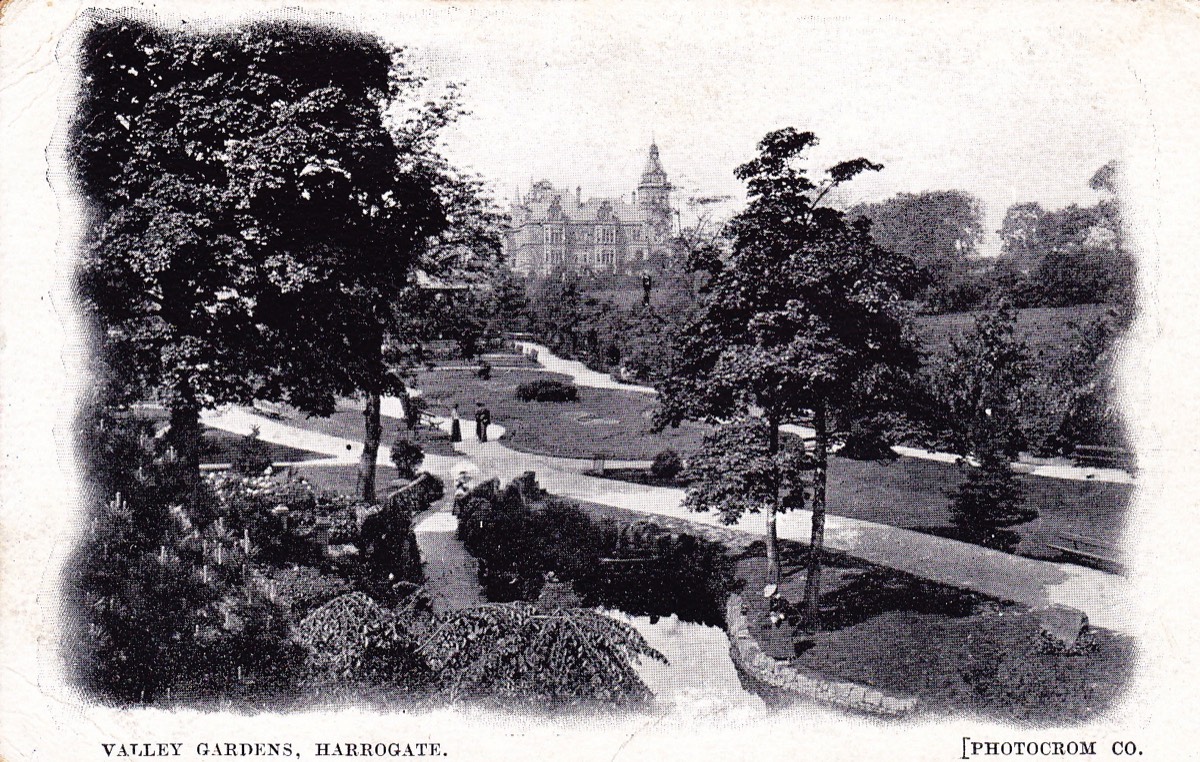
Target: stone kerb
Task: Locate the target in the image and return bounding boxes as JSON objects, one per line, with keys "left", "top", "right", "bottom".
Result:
{"left": 724, "top": 594, "right": 920, "bottom": 718}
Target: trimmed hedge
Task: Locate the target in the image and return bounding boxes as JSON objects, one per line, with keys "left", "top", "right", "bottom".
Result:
{"left": 514, "top": 379, "right": 578, "bottom": 402}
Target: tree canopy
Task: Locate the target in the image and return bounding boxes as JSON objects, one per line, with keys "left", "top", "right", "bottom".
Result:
{"left": 657, "top": 128, "right": 921, "bottom": 623}
{"left": 73, "top": 19, "right": 469, "bottom": 498}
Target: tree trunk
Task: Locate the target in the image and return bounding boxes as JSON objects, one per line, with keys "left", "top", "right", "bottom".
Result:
{"left": 166, "top": 397, "right": 203, "bottom": 505}
{"left": 359, "top": 391, "right": 382, "bottom": 504}
{"left": 765, "top": 414, "right": 782, "bottom": 587}
{"left": 802, "top": 399, "right": 828, "bottom": 631}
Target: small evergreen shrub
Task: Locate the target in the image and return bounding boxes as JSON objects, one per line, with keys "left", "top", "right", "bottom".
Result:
{"left": 231, "top": 426, "right": 273, "bottom": 476}
{"left": 949, "top": 448, "right": 1036, "bottom": 552}
{"left": 650, "top": 449, "right": 683, "bottom": 479}
{"left": 514, "top": 379, "right": 578, "bottom": 402}
{"left": 389, "top": 436, "right": 424, "bottom": 479}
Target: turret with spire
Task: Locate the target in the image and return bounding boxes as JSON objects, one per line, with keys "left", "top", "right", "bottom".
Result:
{"left": 637, "top": 141, "right": 671, "bottom": 211}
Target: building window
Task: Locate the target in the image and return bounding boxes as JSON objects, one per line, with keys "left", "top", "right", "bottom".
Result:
{"left": 544, "top": 226, "right": 563, "bottom": 245}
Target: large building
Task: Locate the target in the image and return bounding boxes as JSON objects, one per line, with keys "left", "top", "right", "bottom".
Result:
{"left": 504, "top": 143, "right": 676, "bottom": 275}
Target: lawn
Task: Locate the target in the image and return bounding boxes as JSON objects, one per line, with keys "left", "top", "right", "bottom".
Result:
{"left": 200, "top": 429, "right": 326, "bottom": 465}
{"left": 416, "top": 363, "right": 1132, "bottom": 561}
{"left": 412, "top": 367, "right": 712, "bottom": 460}
{"left": 735, "top": 544, "right": 1134, "bottom": 725}
{"left": 590, "top": 452, "right": 1132, "bottom": 563}
{"left": 822, "top": 454, "right": 1131, "bottom": 562}
{"left": 914, "top": 304, "right": 1118, "bottom": 366}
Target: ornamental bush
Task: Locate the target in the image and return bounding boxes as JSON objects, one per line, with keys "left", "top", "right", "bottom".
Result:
{"left": 231, "top": 426, "right": 273, "bottom": 476}
{"left": 514, "top": 379, "right": 578, "bottom": 402}
{"left": 650, "top": 449, "right": 683, "bottom": 479}
{"left": 389, "top": 437, "right": 424, "bottom": 479}
{"left": 455, "top": 473, "right": 734, "bottom": 625}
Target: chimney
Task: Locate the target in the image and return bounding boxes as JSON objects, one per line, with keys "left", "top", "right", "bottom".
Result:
{"left": 576, "top": 186, "right": 582, "bottom": 205}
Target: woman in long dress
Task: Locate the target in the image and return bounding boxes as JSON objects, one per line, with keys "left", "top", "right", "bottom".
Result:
{"left": 449, "top": 403, "right": 462, "bottom": 443}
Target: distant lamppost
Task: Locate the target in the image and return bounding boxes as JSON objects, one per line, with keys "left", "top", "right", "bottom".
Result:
{"left": 641, "top": 272, "right": 653, "bottom": 307}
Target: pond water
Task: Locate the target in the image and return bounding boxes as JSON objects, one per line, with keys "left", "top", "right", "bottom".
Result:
{"left": 607, "top": 610, "right": 766, "bottom": 719}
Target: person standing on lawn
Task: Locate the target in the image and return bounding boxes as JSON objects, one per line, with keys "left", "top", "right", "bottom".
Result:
{"left": 449, "top": 403, "right": 462, "bottom": 443}
{"left": 475, "top": 402, "right": 491, "bottom": 443}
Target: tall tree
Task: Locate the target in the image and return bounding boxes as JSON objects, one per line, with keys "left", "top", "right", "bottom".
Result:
{"left": 356, "top": 171, "right": 505, "bottom": 500}
{"left": 850, "top": 190, "right": 983, "bottom": 307}
{"left": 73, "top": 19, "right": 451, "bottom": 502}
{"left": 657, "top": 128, "right": 920, "bottom": 628}
{"left": 997, "top": 201, "right": 1046, "bottom": 274}
{"left": 927, "top": 305, "right": 1033, "bottom": 459}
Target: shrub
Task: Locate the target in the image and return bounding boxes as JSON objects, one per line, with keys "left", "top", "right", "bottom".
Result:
{"left": 455, "top": 474, "right": 734, "bottom": 625}
{"left": 419, "top": 603, "right": 664, "bottom": 706}
{"left": 477, "top": 360, "right": 492, "bottom": 380}
{"left": 948, "top": 446, "right": 1036, "bottom": 552}
{"left": 514, "top": 379, "right": 578, "bottom": 402}
{"left": 389, "top": 436, "right": 424, "bottom": 479}
{"left": 231, "top": 426, "right": 273, "bottom": 476}
{"left": 650, "top": 449, "right": 683, "bottom": 479}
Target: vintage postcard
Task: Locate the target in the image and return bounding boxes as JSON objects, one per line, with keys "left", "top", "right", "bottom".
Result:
{"left": 2, "top": 0, "right": 1198, "bottom": 759}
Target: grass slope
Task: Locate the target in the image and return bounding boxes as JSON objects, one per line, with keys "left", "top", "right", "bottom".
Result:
{"left": 413, "top": 367, "right": 711, "bottom": 460}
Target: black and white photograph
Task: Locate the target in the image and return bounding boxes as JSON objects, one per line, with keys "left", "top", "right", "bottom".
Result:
{"left": 1, "top": 1, "right": 1197, "bottom": 759}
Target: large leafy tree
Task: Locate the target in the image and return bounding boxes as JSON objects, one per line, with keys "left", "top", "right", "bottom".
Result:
{"left": 657, "top": 128, "right": 920, "bottom": 628}
{"left": 73, "top": 19, "right": 450, "bottom": 500}
{"left": 850, "top": 190, "right": 983, "bottom": 308}
{"left": 994, "top": 162, "right": 1134, "bottom": 309}
{"left": 926, "top": 305, "right": 1033, "bottom": 460}
{"left": 928, "top": 306, "right": 1037, "bottom": 552}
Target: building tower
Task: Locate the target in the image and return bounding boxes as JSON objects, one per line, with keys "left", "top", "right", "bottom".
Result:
{"left": 637, "top": 142, "right": 671, "bottom": 211}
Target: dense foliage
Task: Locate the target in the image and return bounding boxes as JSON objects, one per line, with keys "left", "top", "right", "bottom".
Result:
{"left": 70, "top": 408, "right": 438, "bottom": 702}
{"left": 656, "top": 128, "right": 921, "bottom": 627}
{"left": 416, "top": 603, "right": 666, "bottom": 707}
{"left": 73, "top": 20, "right": 449, "bottom": 493}
{"left": 231, "top": 426, "right": 274, "bottom": 476}
{"left": 849, "top": 190, "right": 981, "bottom": 310}
{"left": 514, "top": 379, "right": 579, "bottom": 402}
{"left": 456, "top": 474, "right": 735, "bottom": 626}
{"left": 388, "top": 437, "right": 425, "bottom": 479}
{"left": 682, "top": 419, "right": 811, "bottom": 524}
{"left": 650, "top": 449, "right": 683, "bottom": 479}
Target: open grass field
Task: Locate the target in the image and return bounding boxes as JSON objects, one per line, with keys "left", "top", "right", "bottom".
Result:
{"left": 412, "top": 367, "right": 712, "bottom": 460}
{"left": 821, "top": 454, "right": 1131, "bottom": 562}
{"left": 913, "top": 304, "right": 1118, "bottom": 363}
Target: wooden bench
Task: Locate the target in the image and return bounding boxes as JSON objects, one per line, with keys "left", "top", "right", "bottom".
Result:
{"left": 1044, "top": 532, "right": 1123, "bottom": 573}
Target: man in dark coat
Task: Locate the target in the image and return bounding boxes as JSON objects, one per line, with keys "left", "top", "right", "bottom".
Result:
{"left": 475, "top": 402, "right": 491, "bottom": 443}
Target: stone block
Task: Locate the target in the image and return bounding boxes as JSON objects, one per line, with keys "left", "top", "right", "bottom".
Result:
{"left": 1037, "top": 605, "right": 1089, "bottom": 652}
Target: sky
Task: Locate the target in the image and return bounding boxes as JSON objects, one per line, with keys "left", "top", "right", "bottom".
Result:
{"left": 364, "top": 2, "right": 1138, "bottom": 254}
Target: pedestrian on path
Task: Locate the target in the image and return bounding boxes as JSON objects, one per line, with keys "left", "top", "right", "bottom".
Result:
{"left": 475, "top": 402, "right": 491, "bottom": 443}
{"left": 449, "top": 403, "right": 462, "bottom": 443}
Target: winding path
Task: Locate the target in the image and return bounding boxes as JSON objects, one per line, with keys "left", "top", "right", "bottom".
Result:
{"left": 203, "top": 392, "right": 1134, "bottom": 636}
{"left": 513, "top": 340, "right": 1135, "bottom": 485}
